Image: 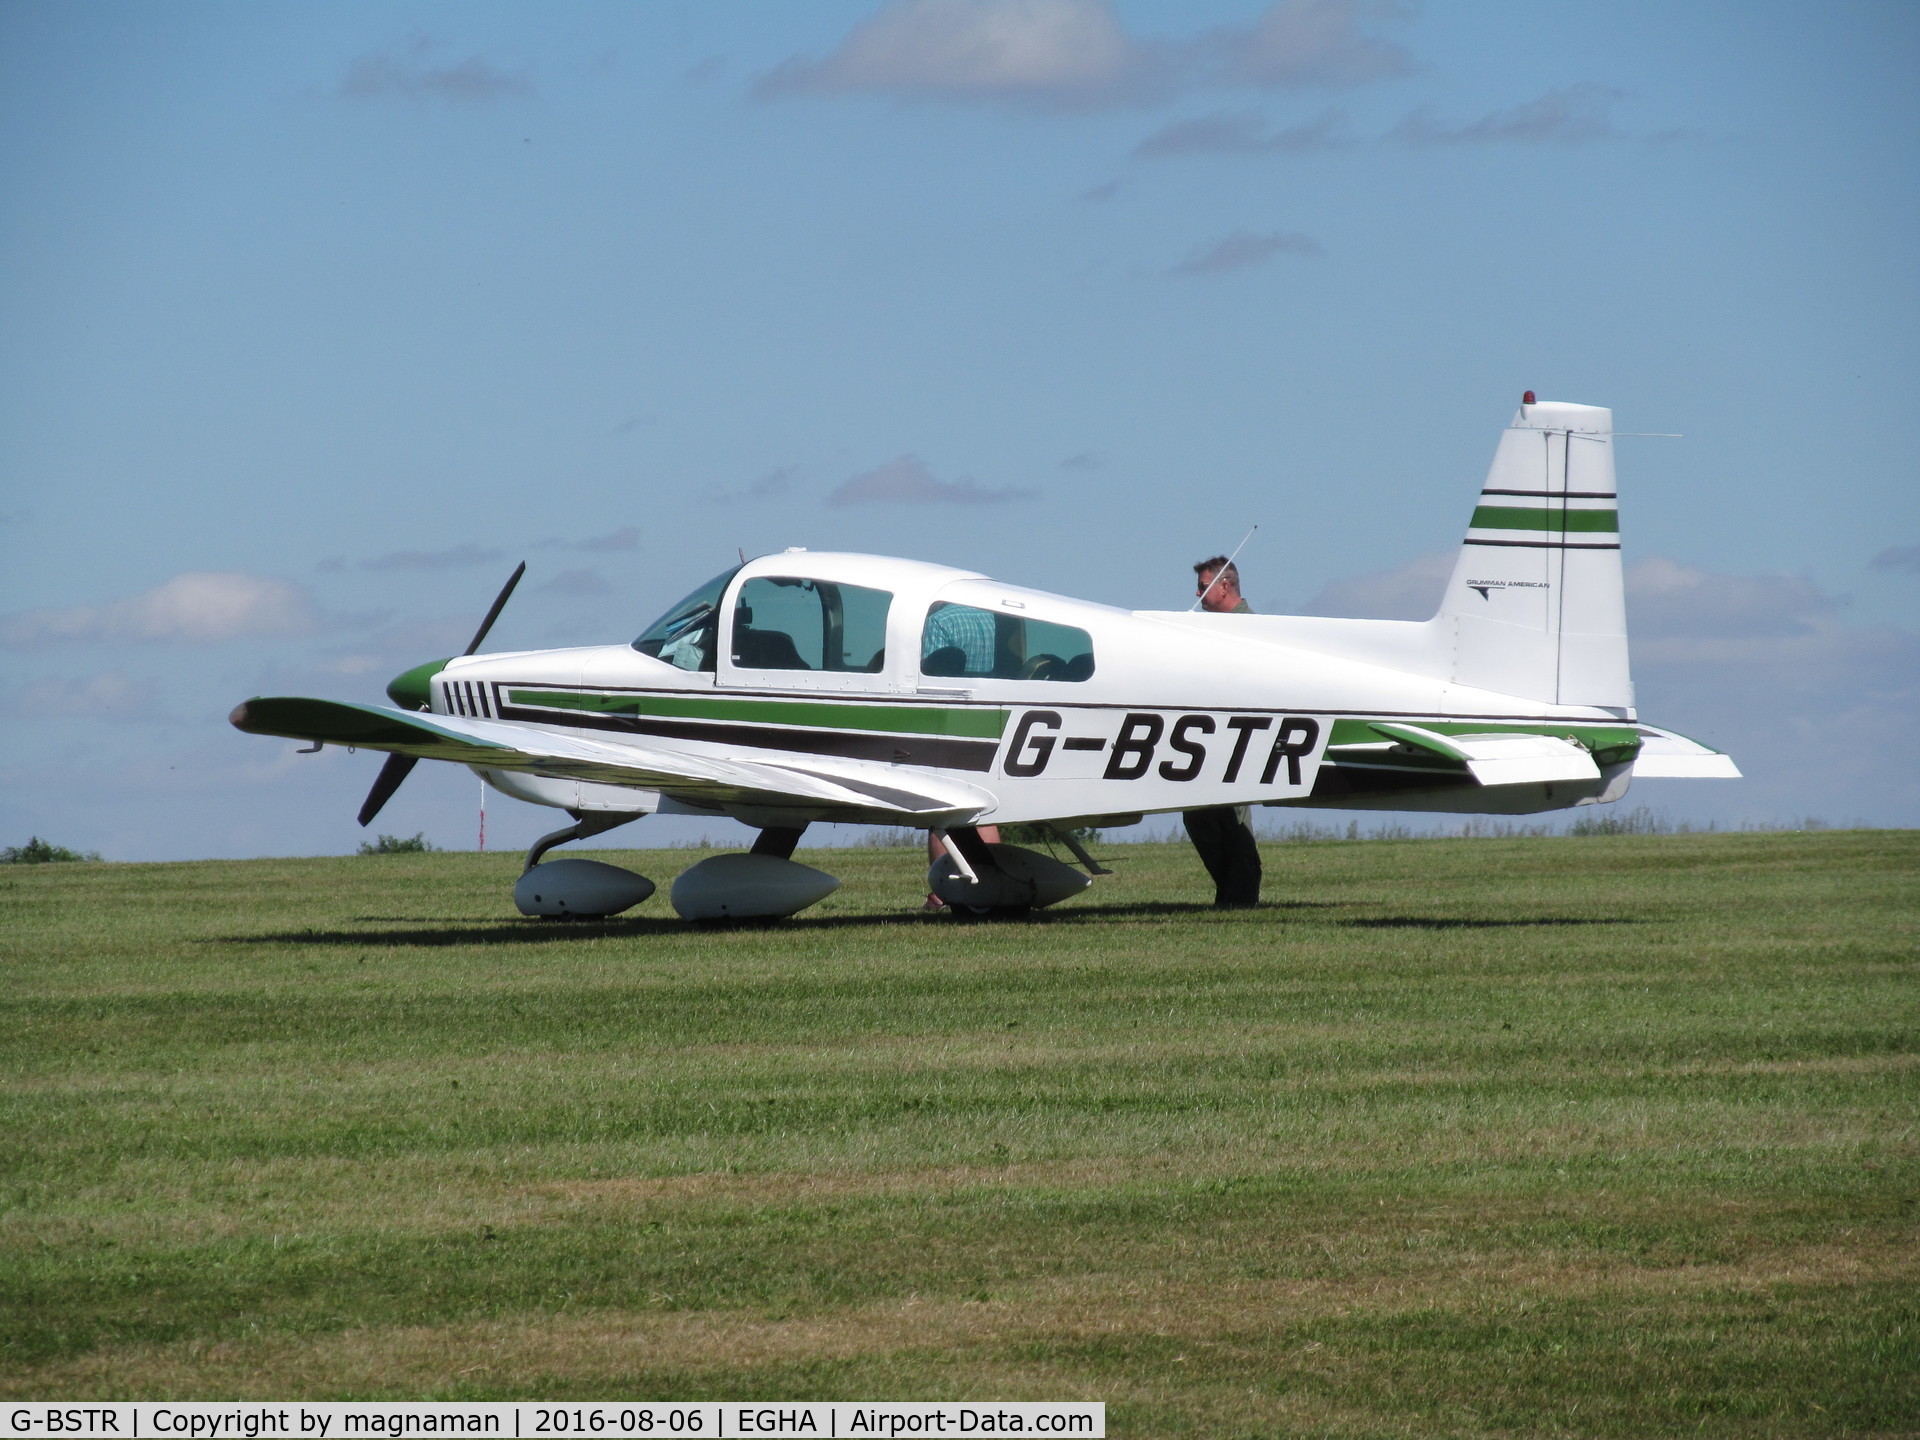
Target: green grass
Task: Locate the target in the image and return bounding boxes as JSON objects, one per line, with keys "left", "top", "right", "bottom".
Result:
{"left": 2, "top": 831, "right": 1915, "bottom": 1436}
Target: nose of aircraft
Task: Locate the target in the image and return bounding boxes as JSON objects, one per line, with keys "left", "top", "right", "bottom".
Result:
{"left": 386, "top": 658, "right": 451, "bottom": 712}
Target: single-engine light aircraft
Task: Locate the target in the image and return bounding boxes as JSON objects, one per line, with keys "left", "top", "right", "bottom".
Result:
{"left": 232, "top": 397, "right": 1739, "bottom": 919}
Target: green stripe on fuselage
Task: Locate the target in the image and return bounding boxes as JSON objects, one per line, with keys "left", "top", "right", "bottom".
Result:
{"left": 1470, "top": 505, "right": 1619, "bottom": 533}
{"left": 505, "top": 689, "right": 1009, "bottom": 740}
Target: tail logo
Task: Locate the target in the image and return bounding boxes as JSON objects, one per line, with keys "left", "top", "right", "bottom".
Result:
{"left": 1465, "top": 578, "right": 1548, "bottom": 601}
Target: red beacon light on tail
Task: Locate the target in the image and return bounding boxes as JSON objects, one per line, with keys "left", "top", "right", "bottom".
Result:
{"left": 1522, "top": 390, "right": 1536, "bottom": 405}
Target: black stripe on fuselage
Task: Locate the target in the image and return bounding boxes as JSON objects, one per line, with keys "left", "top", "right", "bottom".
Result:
{"left": 1463, "top": 538, "right": 1621, "bottom": 550}
{"left": 494, "top": 703, "right": 1001, "bottom": 772}
{"left": 1480, "top": 488, "right": 1617, "bottom": 500}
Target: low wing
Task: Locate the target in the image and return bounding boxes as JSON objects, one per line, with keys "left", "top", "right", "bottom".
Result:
{"left": 230, "top": 697, "right": 993, "bottom": 822}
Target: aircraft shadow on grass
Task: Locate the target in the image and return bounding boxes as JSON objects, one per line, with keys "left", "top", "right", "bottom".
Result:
{"left": 223, "top": 902, "right": 1628, "bottom": 950}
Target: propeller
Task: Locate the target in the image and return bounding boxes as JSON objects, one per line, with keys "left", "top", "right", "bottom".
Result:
{"left": 357, "top": 562, "right": 526, "bottom": 828}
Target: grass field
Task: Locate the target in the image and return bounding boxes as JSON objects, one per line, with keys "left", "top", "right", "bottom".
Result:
{"left": 2, "top": 831, "right": 1916, "bottom": 1435}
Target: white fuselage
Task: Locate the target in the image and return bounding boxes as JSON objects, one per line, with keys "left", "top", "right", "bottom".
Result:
{"left": 431, "top": 552, "right": 1632, "bottom": 829}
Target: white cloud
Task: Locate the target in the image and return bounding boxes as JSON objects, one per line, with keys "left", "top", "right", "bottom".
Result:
{"left": 707, "top": 466, "right": 800, "bottom": 505}
{"left": 342, "top": 36, "right": 531, "bottom": 102}
{"left": 1172, "top": 229, "right": 1323, "bottom": 275}
{"left": 539, "top": 568, "right": 614, "bottom": 598}
{"left": 826, "top": 455, "right": 1034, "bottom": 506}
{"left": 1870, "top": 543, "right": 1920, "bottom": 574}
{"left": 1, "top": 573, "right": 319, "bottom": 647}
{"left": 1135, "top": 109, "right": 1345, "bottom": 158}
{"left": 354, "top": 543, "right": 506, "bottom": 573}
{"left": 1296, "top": 549, "right": 1451, "bottom": 619}
{"left": 1213, "top": 0, "right": 1414, "bottom": 89}
{"left": 1, "top": 671, "right": 155, "bottom": 718}
{"left": 1625, "top": 557, "right": 1840, "bottom": 644}
{"left": 1624, "top": 567, "right": 1917, "bottom": 825}
{"left": 301, "top": 617, "right": 478, "bottom": 682}
{"left": 1295, "top": 553, "right": 1850, "bottom": 635}
{"left": 1393, "top": 83, "right": 1621, "bottom": 145}
{"left": 572, "top": 526, "right": 640, "bottom": 554}
{"left": 759, "top": 0, "right": 1153, "bottom": 107}
{"left": 533, "top": 526, "right": 640, "bottom": 554}
{"left": 759, "top": 0, "right": 1411, "bottom": 109}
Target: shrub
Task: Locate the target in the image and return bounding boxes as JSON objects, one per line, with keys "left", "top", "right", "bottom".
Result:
{"left": 1, "top": 836, "right": 102, "bottom": 864}
{"left": 357, "top": 833, "right": 435, "bottom": 855}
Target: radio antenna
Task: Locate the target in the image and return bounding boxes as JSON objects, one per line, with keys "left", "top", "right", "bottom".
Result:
{"left": 1189, "top": 524, "right": 1258, "bottom": 612}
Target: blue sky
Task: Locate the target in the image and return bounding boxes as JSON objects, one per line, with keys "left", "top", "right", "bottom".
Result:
{"left": 2, "top": 0, "right": 1915, "bottom": 860}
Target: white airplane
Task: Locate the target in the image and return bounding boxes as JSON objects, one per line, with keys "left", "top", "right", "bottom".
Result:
{"left": 232, "top": 396, "right": 1739, "bottom": 919}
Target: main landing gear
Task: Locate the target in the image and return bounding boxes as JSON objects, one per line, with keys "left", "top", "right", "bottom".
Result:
{"left": 512, "top": 814, "right": 836, "bottom": 921}
{"left": 510, "top": 819, "right": 1099, "bottom": 922}
{"left": 926, "top": 826, "right": 1093, "bottom": 917}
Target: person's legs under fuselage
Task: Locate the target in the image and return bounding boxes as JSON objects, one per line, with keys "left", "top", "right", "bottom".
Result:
{"left": 1183, "top": 806, "right": 1261, "bottom": 907}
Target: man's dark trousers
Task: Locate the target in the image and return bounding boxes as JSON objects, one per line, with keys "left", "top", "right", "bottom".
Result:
{"left": 1183, "top": 806, "right": 1262, "bottom": 907}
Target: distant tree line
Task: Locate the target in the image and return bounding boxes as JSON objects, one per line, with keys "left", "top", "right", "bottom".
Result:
{"left": 2, "top": 837, "right": 102, "bottom": 864}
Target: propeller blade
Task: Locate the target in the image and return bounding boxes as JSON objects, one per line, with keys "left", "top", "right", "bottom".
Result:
{"left": 463, "top": 561, "right": 527, "bottom": 656}
{"left": 357, "top": 563, "right": 520, "bottom": 828}
{"left": 357, "top": 753, "right": 420, "bottom": 828}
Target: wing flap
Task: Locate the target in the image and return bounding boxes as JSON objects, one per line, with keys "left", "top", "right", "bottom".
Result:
{"left": 1368, "top": 722, "right": 1602, "bottom": 786}
{"left": 230, "top": 697, "right": 987, "bottom": 819}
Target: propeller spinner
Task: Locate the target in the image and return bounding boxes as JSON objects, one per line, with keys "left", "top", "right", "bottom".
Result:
{"left": 357, "top": 561, "right": 526, "bottom": 828}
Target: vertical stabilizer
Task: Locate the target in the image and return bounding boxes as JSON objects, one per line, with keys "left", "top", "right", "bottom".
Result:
{"left": 1437, "top": 400, "right": 1632, "bottom": 712}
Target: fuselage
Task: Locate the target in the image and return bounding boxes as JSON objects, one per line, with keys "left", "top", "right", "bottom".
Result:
{"left": 426, "top": 550, "right": 1642, "bottom": 829}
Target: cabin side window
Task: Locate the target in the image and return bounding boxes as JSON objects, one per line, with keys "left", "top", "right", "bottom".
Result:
{"left": 920, "top": 602, "right": 1095, "bottom": 682}
{"left": 732, "top": 577, "right": 892, "bottom": 672}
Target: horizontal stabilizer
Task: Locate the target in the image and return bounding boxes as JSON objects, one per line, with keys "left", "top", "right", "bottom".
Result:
{"left": 229, "top": 696, "right": 991, "bottom": 821}
{"left": 1369, "top": 722, "right": 1602, "bottom": 787}
{"left": 1631, "top": 727, "right": 1742, "bottom": 778}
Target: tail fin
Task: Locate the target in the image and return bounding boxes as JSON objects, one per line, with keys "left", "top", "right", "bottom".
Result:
{"left": 1437, "top": 399, "right": 1632, "bottom": 713}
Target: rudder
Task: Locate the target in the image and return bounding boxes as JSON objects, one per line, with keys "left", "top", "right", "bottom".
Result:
{"left": 1436, "top": 398, "right": 1632, "bottom": 713}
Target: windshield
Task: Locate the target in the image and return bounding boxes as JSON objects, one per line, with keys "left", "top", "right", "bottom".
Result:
{"left": 631, "top": 566, "right": 740, "bottom": 672}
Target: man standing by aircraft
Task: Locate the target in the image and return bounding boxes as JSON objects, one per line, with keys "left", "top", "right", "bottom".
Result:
{"left": 1194, "top": 556, "right": 1252, "bottom": 615}
{"left": 1186, "top": 555, "right": 1262, "bottom": 905}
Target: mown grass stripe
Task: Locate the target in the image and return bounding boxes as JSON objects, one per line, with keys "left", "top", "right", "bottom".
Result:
{"left": 1, "top": 831, "right": 1912, "bottom": 1426}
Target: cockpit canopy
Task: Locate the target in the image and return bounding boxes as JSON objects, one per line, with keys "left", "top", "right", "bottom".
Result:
{"left": 633, "top": 559, "right": 1095, "bottom": 683}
